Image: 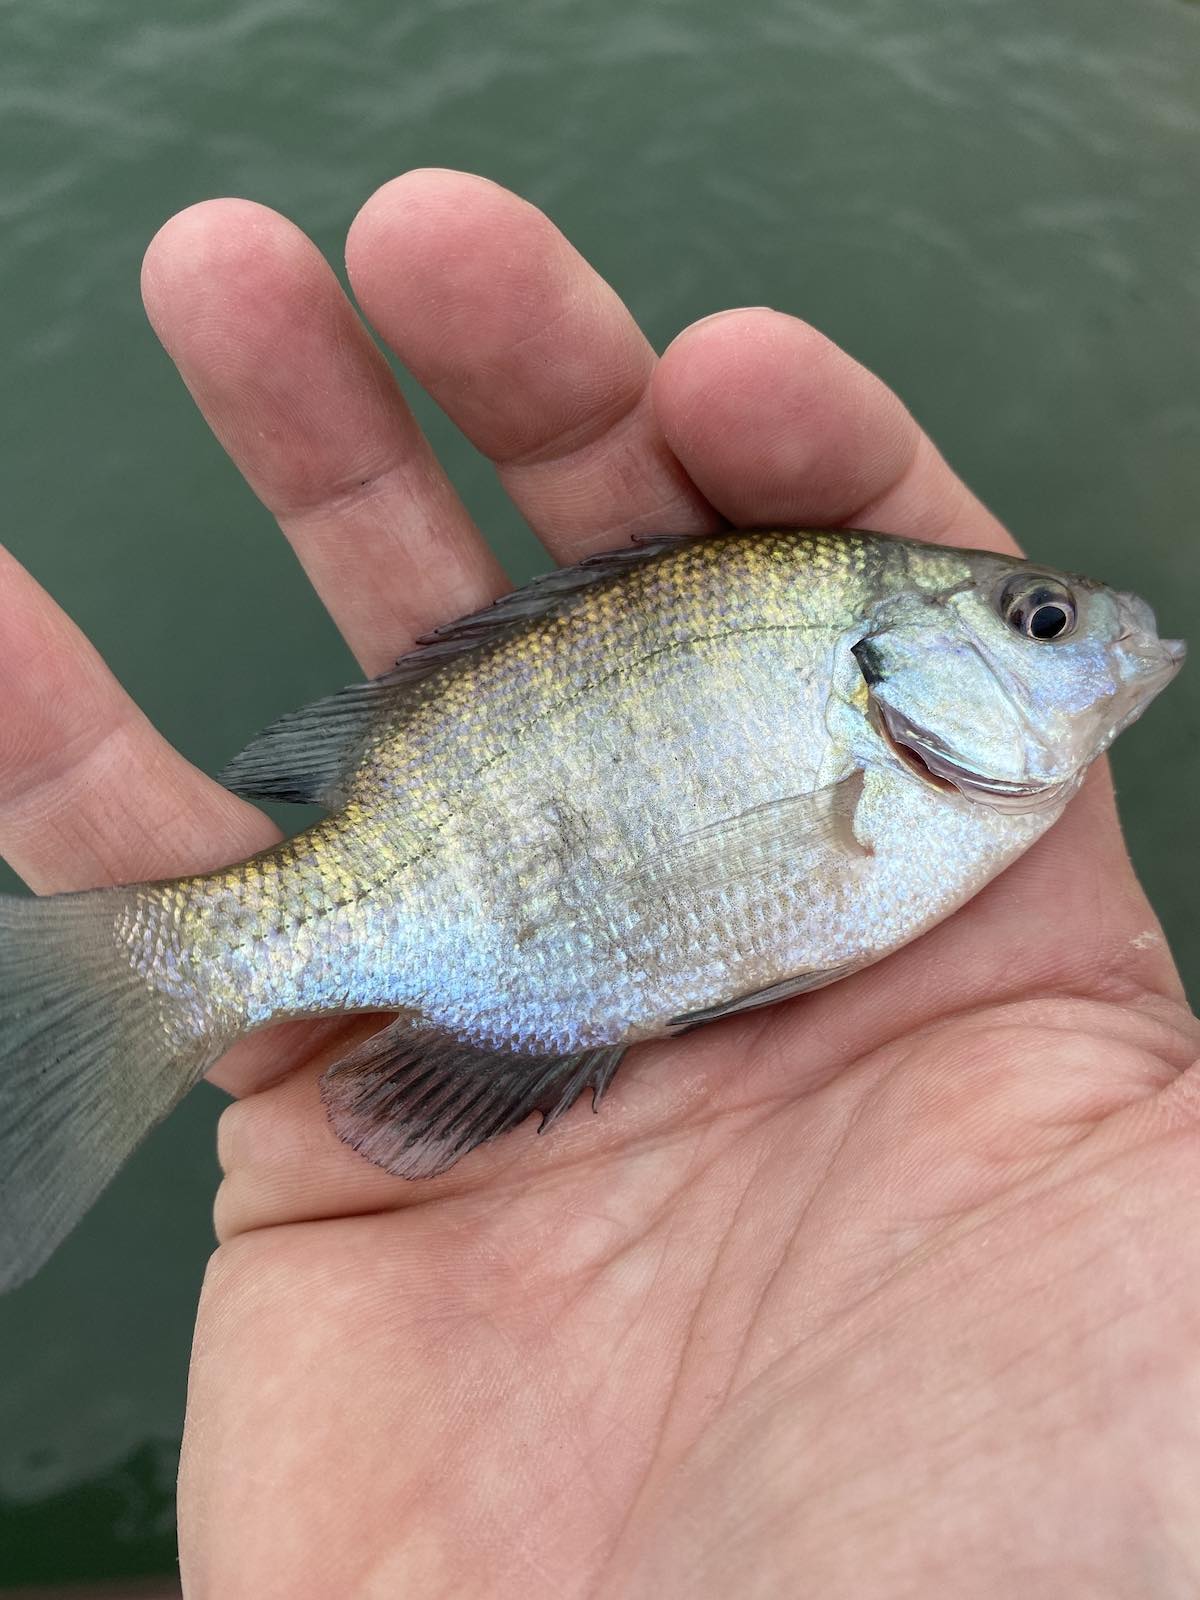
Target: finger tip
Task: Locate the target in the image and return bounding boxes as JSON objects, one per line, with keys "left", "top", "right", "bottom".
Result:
{"left": 143, "top": 197, "right": 274, "bottom": 280}
{"left": 353, "top": 165, "right": 508, "bottom": 216}
{"left": 141, "top": 199, "right": 323, "bottom": 334}
{"left": 344, "top": 170, "right": 566, "bottom": 333}
{"left": 656, "top": 309, "right": 839, "bottom": 426}
{"left": 653, "top": 310, "right": 874, "bottom": 520}
{"left": 343, "top": 170, "right": 656, "bottom": 477}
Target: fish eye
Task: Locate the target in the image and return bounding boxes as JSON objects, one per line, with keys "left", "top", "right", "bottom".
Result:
{"left": 998, "top": 575, "right": 1077, "bottom": 642}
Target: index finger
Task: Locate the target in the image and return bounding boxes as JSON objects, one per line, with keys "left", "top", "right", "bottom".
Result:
{"left": 345, "top": 170, "right": 721, "bottom": 564}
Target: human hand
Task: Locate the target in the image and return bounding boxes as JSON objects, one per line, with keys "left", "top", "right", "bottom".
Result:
{"left": 4, "top": 170, "right": 1198, "bottom": 1598}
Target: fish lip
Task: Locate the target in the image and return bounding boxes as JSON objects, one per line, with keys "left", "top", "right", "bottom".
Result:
{"left": 1103, "top": 638, "right": 1187, "bottom": 744}
{"left": 870, "top": 699, "right": 1076, "bottom": 814}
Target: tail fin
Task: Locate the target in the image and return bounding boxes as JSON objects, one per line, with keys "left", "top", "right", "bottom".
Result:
{"left": 0, "top": 889, "right": 215, "bottom": 1291}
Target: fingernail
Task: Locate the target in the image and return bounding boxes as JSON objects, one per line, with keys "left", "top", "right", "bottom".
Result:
{"left": 663, "top": 307, "right": 774, "bottom": 354}
{"left": 680, "top": 306, "right": 773, "bottom": 333}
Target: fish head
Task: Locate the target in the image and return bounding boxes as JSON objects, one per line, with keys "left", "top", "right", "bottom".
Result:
{"left": 850, "top": 550, "right": 1185, "bottom": 814}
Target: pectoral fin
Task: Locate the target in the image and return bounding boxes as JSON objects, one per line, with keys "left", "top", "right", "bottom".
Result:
{"left": 627, "top": 770, "right": 868, "bottom": 899}
{"left": 619, "top": 774, "right": 869, "bottom": 1032}
{"left": 320, "top": 1020, "right": 626, "bottom": 1178}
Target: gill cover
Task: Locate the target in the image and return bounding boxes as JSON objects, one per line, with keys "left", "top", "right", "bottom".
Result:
{"left": 856, "top": 598, "right": 1058, "bottom": 777}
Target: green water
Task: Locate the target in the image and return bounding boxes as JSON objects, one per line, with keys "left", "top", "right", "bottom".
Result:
{"left": 1, "top": 0, "right": 1198, "bottom": 1584}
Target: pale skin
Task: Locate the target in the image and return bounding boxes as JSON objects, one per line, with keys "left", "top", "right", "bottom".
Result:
{"left": 3, "top": 170, "right": 1199, "bottom": 1598}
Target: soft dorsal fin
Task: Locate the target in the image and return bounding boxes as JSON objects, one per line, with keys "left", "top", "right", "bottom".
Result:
{"left": 218, "top": 677, "right": 403, "bottom": 807}
{"left": 219, "top": 534, "right": 696, "bottom": 807}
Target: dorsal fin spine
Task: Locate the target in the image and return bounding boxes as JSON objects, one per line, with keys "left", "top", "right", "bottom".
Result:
{"left": 218, "top": 534, "right": 698, "bottom": 808}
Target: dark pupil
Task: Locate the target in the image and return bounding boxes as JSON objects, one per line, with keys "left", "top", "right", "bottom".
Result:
{"left": 1029, "top": 603, "right": 1067, "bottom": 640}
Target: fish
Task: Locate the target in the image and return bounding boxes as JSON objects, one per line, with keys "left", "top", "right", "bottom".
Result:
{"left": 0, "top": 529, "right": 1184, "bottom": 1288}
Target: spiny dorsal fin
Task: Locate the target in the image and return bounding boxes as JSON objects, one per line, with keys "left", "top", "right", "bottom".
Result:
{"left": 219, "top": 534, "right": 697, "bottom": 807}
{"left": 411, "top": 533, "right": 694, "bottom": 655}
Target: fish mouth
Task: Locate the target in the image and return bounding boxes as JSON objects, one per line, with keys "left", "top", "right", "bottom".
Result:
{"left": 869, "top": 699, "right": 1078, "bottom": 815}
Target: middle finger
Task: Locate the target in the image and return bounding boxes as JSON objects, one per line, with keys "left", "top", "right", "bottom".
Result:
{"left": 345, "top": 169, "right": 722, "bottom": 565}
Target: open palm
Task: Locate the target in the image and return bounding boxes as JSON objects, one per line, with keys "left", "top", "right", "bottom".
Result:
{"left": 4, "top": 171, "right": 1198, "bottom": 1598}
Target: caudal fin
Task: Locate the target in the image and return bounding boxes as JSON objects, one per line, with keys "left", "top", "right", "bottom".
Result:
{"left": 0, "top": 889, "right": 215, "bottom": 1290}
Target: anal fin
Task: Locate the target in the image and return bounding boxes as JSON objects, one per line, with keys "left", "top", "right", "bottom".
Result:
{"left": 320, "top": 1019, "right": 626, "bottom": 1178}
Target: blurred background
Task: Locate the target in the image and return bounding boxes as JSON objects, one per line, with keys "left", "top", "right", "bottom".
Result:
{"left": 1, "top": 0, "right": 1197, "bottom": 1588}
